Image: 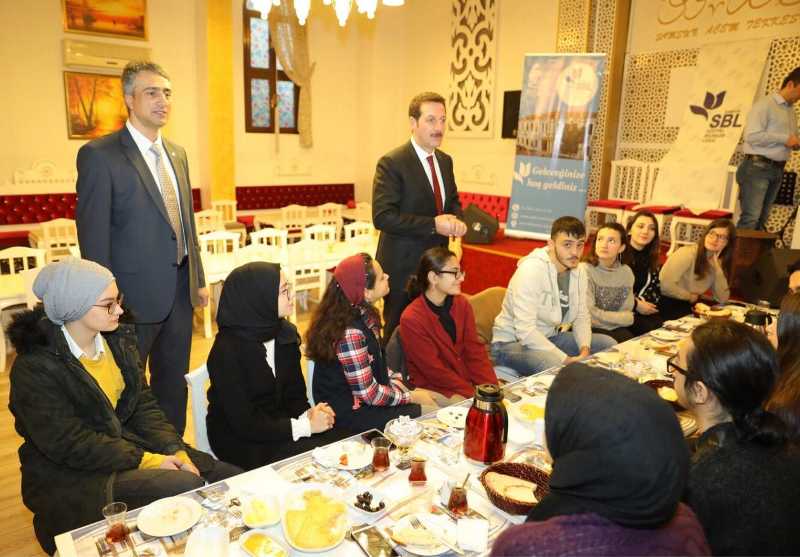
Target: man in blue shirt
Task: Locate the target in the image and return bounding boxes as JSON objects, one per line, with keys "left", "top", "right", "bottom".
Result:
{"left": 737, "top": 66, "right": 800, "bottom": 230}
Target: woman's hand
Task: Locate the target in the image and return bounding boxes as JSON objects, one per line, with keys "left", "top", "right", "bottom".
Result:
{"left": 689, "top": 293, "right": 700, "bottom": 303}
{"left": 159, "top": 455, "right": 199, "bottom": 475}
{"left": 635, "top": 298, "right": 658, "bottom": 315}
{"left": 308, "top": 403, "right": 335, "bottom": 433}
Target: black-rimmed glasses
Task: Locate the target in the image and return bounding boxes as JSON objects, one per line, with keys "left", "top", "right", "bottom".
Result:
{"left": 436, "top": 269, "right": 466, "bottom": 279}
{"left": 93, "top": 293, "right": 124, "bottom": 315}
{"left": 666, "top": 355, "right": 688, "bottom": 377}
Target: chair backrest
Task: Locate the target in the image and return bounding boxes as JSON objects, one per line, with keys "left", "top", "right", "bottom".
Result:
{"left": 20, "top": 267, "right": 42, "bottom": 309}
{"left": 0, "top": 247, "right": 46, "bottom": 276}
{"left": 305, "top": 358, "right": 315, "bottom": 405}
{"left": 608, "top": 159, "right": 650, "bottom": 202}
{"left": 198, "top": 231, "right": 241, "bottom": 255}
{"left": 317, "top": 202, "right": 341, "bottom": 219}
{"left": 195, "top": 209, "right": 225, "bottom": 235}
{"left": 302, "top": 224, "right": 337, "bottom": 244}
{"left": 250, "top": 227, "right": 289, "bottom": 249}
{"left": 39, "top": 218, "right": 78, "bottom": 263}
{"left": 466, "top": 286, "right": 507, "bottom": 346}
{"left": 721, "top": 165, "right": 739, "bottom": 215}
{"left": 344, "top": 220, "right": 374, "bottom": 240}
{"left": 184, "top": 364, "right": 214, "bottom": 455}
{"left": 385, "top": 327, "right": 409, "bottom": 384}
{"left": 211, "top": 200, "right": 238, "bottom": 224}
{"left": 281, "top": 204, "right": 307, "bottom": 223}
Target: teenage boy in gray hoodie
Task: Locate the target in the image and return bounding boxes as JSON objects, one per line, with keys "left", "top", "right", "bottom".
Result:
{"left": 491, "top": 216, "right": 616, "bottom": 376}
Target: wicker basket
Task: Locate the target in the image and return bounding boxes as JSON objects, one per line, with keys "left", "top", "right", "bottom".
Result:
{"left": 479, "top": 462, "right": 550, "bottom": 515}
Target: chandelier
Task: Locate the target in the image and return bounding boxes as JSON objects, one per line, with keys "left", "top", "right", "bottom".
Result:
{"left": 249, "top": 0, "right": 404, "bottom": 27}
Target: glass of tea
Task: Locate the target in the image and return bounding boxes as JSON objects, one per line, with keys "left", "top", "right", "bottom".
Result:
{"left": 447, "top": 486, "right": 469, "bottom": 515}
{"left": 408, "top": 455, "right": 427, "bottom": 483}
{"left": 371, "top": 437, "right": 392, "bottom": 472}
{"left": 102, "top": 502, "right": 128, "bottom": 544}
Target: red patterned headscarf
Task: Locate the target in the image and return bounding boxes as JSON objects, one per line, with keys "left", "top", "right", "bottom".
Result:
{"left": 333, "top": 254, "right": 367, "bottom": 305}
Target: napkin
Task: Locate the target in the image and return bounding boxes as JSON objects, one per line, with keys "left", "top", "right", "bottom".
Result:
{"left": 457, "top": 518, "right": 489, "bottom": 552}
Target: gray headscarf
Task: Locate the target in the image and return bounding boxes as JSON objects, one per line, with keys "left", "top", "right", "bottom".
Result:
{"left": 32, "top": 257, "right": 115, "bottom": 325}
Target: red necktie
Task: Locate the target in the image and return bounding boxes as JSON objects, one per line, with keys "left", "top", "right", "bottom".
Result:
{"left": 426, "top": 154, "right": 444, "bottom": 215}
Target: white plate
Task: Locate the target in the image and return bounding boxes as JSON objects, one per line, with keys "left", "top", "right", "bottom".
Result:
{"left": 346, "top": 486, "right": 389, "bottom": 515}
{"left": 436, "top": 406, "right": 468, "bottom": 429}
{"left": 312, "top": 440, "right": 372, "bottom": 470}
{"left": 650, "top": 329, "right": 683, "bottom": 342}
{"left": 241, "top": 492, "right": 281, "bottom": 528}
{"left": 282, "top": 485, "right": 349, "bottom": 553}
{"left": 136, "top": 496, "right": 202, "bottom": 538}
{"left": 595, "top": 351, "right": 623, "bottom": 365}
{"left": 184, "top": 525, "right": 228, "bottom": 557}
{"left": 389, "top": 513, "right": 457, "bottom": 556}
{"left": 239, "top": 529, "right": 290, "bottom": 557}
{"left": 507, "top": 395, "right": 547, "bottom": 425}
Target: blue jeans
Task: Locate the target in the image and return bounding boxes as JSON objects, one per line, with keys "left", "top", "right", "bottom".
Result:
{"left": 736, "top": 157, "right": 784, "bottom": 230}
{"left": 491, "top": 331, "right": 617, "bottom": 377}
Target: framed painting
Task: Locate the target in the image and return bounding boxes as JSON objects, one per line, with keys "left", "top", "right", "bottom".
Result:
{"left": 64, "top": 71, "right": 127, "bottom": 140}
{"left": 63, "top": 0, "right": 147, "bottom": 40}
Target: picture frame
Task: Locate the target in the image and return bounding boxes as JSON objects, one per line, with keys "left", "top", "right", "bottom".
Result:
{"left": 63, "top": 71, "right": 127, "bottom": 140}
{"left": 62, "top": 0, "right": 147, "bottom": 40}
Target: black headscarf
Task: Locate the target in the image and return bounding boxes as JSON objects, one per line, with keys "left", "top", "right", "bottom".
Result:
{"left": 527, "top": 363, "right": 688, "bottom": 529}
{"left": 217, "top": 262, "right": 284, "bottom": 343}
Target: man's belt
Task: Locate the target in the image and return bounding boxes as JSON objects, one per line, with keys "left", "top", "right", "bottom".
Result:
{"left": 746, "top": 153, "right": 786, "bottom": 169}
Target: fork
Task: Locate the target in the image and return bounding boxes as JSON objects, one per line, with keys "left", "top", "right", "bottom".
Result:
{"left": 409, "top": 516, "right": 464, "bottom": 555}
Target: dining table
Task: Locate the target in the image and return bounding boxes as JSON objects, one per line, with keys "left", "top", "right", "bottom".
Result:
{"left": 53, "top": 310, "right": 746, "bottom": 557}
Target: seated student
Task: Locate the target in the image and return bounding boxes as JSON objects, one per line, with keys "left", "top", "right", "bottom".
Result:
{"left": 659, "top": 218, "right": 735, "bottom": 321}
{"left": 766, "top": 292, "right": 800, "bottom": 439}
{"left": 622, "top": 210, "right": 664, "bottom": 334}
{"left": 491, "top": 216, "right": 616, "bottom": 376}
{"left": 673, "top": 320, "right": 800, "bottom": 555}
{"left": 306, "top": 253, "right": 422, "bottom": 432}
{"left": 399, "top": 247, "right": 498, "bottom": 409}
{"left": 491, "top": 363, "right": 710, "bottom": 557}
{"left": 206, "top": 262, "right": 345, "bottom": 470}
{"left": 8, "top": 258, "right": 241, "bottom": 555}
{"left": 580, "top": 222, "right": 636, "bottom": 343}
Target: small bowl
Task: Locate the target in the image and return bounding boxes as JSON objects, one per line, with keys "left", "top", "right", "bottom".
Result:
{"left": 479, "top": 462, "right": 550, "bottom": 515}
{"left": 644, "top": 379, "right": 685, "bottom": 411}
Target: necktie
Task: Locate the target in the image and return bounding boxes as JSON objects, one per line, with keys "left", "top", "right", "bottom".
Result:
{"left": 426, "top": 154, "right": 444, "bottom": 215}
{"left": 149, "top": 144, "right": 185, "bottom": 262}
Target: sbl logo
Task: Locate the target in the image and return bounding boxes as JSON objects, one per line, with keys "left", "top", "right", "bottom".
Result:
{"left": 689, "top": 91, "right": 742, "bottom": 129}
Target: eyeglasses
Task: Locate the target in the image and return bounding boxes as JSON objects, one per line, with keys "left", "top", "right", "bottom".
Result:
{"left": 707, "top": 231, "right": 729, "bottom": 242}
{"left": 93, "top": 293, "right": 124, "bottom": 315}
{"left": 666, "top": 355, "right": 688, "bottom": 377}
{"left": 436, "top": 269, "right": 466, "bottom": 279}
{"left": 280, "top": 284, "right": 293, "bottom": 298}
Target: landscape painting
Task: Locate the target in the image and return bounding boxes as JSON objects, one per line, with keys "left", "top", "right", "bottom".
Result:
{"left": 63, "top": 0, "right": 147, "bottom": 40}
{"left": 64, "top": 71, "right": 127, "bottom": 140}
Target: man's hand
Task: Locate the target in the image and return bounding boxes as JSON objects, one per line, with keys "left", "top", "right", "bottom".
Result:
{"left": 434, "top": 214, "right": 467, "bottom": 237}
{"left": 786, "top": 134, "right": 799, "bottom": 150}
{"left": 197, "top": 287, "right": 210, "bottom": 307}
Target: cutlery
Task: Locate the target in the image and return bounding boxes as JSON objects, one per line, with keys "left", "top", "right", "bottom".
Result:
{"left": 409, "top": 516, "right": 464, "bottom": 555}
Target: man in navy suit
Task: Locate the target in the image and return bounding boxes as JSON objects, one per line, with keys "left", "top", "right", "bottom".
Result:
{"left": 76, "top": 61, "right": 208, "bottom": 435}
{"left": 372, "top": 92, "right": 467, "bottom": 340}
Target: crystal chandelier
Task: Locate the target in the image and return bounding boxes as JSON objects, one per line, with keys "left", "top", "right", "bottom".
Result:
{"left": 252, "top": 0, "right": 404, "bottom": 27}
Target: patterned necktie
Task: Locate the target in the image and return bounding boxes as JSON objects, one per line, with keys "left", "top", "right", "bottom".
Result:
{"left": 149, "top": 143, "right": 185, "bottom": 262}
{"left": 426, "top": 154, "right": 444, "bottom": 215}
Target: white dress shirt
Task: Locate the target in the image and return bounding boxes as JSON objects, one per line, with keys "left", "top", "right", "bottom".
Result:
{"left": 264, "top": 339, "right": 312, "bottom": 440}
{"left": 410, "top": 137, "right": 446, "bottom": 208}
{"left": 62, "top": 326, "right": 105, "bottom": 361}
{"left": 742, "top": 93, "right": 798, "bottom": 162}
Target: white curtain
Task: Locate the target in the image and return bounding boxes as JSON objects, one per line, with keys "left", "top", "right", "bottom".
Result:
{"left": 269, "top": 0, "right": 315, "bottom": 148}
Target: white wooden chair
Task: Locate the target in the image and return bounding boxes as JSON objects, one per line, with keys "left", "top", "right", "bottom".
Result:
{"left": 198, "top": 231, "right": 240, "bottom": 338}
{"left": 0, "top": 247, "right": 46, "bottom": 372}
{"left": 212, "top": 199, "right": 247, "bottom": 245}
{"left": 184, "top": 364, "right": 215, "bottom": 456}
{"left": 344, "top": 220, "right": 374, "bottom": 241}
{"left": 194, "top": 209, "right": 225, "bottom": 236}
{"left": 302, "top": 223, "right": 337, "bottom": 244}
{"left": 354, "top": 201, "right": 372, "bottom": 223}
{"left": 316, "top": 202, "right": 343, "bottom": 236}
{"left": 667, "top": 166, "right": 739, "bottom": 255}
{"left": 250, "top": 227, "right": 289, "bottom": 249}
{"left": 39, "top": 218, "right": 78, "bottom": 263}
{"left": 621, "top": 164, "right": 681, "bottom": 238}
{"left": 240, "top": 228, "right": 289, "bottom": 267}
{"left": 285, "top": 261, "right": 328, "bottom": 322}
{"left": 278, "top": 204, "right": 309, "bottom": 242}
{"left": 584, "top": 160, "right": 650, "bottom": 234}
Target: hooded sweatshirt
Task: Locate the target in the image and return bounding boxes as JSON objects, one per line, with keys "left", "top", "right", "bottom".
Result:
{"left": 492, "top": 246, "right": 591, "bottom": 361}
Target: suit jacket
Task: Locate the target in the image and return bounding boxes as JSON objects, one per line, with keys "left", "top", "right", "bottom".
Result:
{"left": 372, "top": 141, "right": 462, "bottom": 288}
{"left": 76, "top": 126, "right": 205, "bottom": 323}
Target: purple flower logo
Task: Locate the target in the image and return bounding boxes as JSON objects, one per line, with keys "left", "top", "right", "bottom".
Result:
{"left": 690, "top": 91, "right": 726, "bottom": 119}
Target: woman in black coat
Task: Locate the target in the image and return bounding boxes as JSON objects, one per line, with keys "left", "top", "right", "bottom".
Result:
{"left": 206, "top": 262, "right": 347, "bottom": 470}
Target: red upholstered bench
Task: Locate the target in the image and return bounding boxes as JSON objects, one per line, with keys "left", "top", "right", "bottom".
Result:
{"left": 458, "top": 192, "right": 509, "bottom": 223}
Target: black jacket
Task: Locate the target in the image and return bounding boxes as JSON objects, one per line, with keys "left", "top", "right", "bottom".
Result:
{"left": 8, "top": 308, "right": 206, "bottom": 553}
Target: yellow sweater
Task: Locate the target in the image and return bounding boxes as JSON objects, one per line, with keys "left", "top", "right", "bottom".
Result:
{"left": 79, "top": 339, "right": 191, "bottom": 470}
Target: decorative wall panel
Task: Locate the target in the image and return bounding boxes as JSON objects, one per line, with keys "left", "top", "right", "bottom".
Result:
{"left": 447, "top": 0, "right": 497, "bottom": 138}
{"left": 556, "top": 0, "right": 590, "bottom": 53}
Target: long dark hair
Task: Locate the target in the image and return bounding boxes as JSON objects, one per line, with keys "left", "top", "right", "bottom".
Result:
{"left": 766, "top": 293, "right": 800, "bottom": 439}
{"left": 406, "top": 247, "right": 457, "bottom": 299}
{"left": 305, "top": 253, "right": 378, "bottom": 363}
{"left": 694, "top": 218, "right": 736, "bottom": 280}
{"left": 686, "top": 320, "right": 786, "bottom": 446}
{"left": 582, "top": 222, "right": 628, "bottom": 266}
{"left": 622, "top": 210, "right": 660, "bottom": 272}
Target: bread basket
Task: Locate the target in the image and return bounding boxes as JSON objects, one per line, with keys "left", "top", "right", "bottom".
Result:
{"left": 479, "top": 462, "right": 550, "bottom": 515}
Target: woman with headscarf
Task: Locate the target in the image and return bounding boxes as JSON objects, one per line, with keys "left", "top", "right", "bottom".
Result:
{"left": 491, "top": 363, "right": 710, "bottom": 556}
{"left": 399, "top": 247, "right": 497, "bottom": 408}
{"left": 206, "top": 262, "right": 345, "bottom": 470}
{"left": 306, "top": 253, "right": 422, "bottom": 432}
{"left": 8, "top": 258, "right": 240, "bottom": 555}
{"left": 673, "top": 320, "right": 800, "bottom": 555}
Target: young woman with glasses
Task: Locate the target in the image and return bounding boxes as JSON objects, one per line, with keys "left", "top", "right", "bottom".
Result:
{"left": 399, "top": 247, "right": 497, "bottom": 412}
{"left": 206, "top": 262, "right": 346, "bottom": 470}
{"left": 670, "top": 320, "right": 800, "bottom": 555}
{"left": 659, "top": 218, "right": 736, "bottom": 320}
{"left": 305, "top": 253, "right": 422, "bottom": 433}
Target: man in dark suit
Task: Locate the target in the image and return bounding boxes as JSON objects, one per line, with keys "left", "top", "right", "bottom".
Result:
{"left": 373, "top": 92, "right": 467, "bottom": 340}
{"left": 76, "top": 61, "right": 208, "bottom": 435}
